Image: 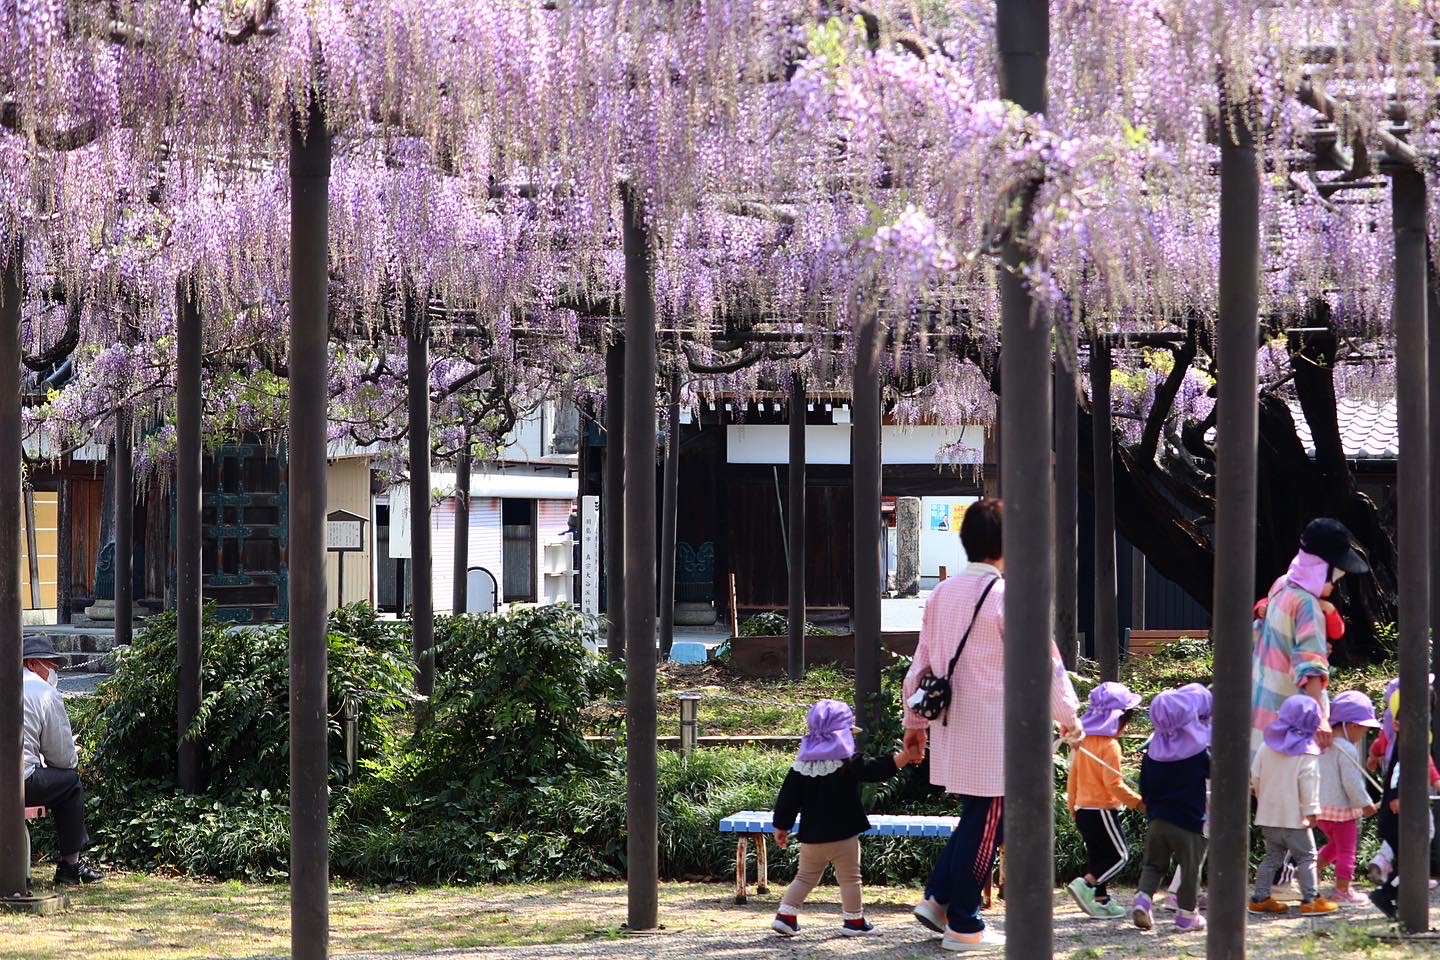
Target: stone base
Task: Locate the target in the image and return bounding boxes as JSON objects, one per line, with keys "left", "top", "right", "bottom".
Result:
{"left": 83, "top": 600, "right": 115, "bottom": 622}
{"left": 0, "top": 893, "right": 65, "bottom": 915}
{"left": 673, "top": 602, "right": 716, "bottom": 627}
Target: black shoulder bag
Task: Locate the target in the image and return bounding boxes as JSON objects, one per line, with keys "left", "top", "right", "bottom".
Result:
{"left": 908, "top": 576, "right": 1000, "bottom": 726}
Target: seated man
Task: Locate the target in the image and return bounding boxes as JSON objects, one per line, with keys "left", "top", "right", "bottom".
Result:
{"left": 22, "top": 636, "right": 102, "bottom": 885}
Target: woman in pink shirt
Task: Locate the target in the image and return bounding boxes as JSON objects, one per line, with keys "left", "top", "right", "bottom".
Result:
{"left": 902, "top": 499, "right": 1081, "bottom": 952}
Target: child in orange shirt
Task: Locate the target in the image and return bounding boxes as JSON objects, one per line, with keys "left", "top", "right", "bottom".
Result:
{"left": 1066, "top": 682, "right": 1145, "bottom": 919}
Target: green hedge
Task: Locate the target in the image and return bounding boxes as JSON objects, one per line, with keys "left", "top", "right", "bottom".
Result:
{"left": 55, "top": 605, "right": 1384, "bottom": 888}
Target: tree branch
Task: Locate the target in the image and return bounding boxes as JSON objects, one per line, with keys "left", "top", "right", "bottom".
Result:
{"left": 1136, "top": 319, "right": 1198, "bottom": 466}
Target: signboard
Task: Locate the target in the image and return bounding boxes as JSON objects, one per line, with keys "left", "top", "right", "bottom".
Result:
{"left": 927, "top": 501, "right": 967, "bottom": 532}
{"left": 466, "top": 567, "right": 498, "bottom": 614}
{"left": 326, "top": 509, "right": 367, "bottom": 552}
{"left": 580, "top": 495, "right": 599, "bottom": 615}
{"left": 386, "top": 485, "right": 410, "bottom": 558}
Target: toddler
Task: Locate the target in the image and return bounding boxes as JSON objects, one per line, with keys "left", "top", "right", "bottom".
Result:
{"left": 1131, "top": 689, "right": 1210, "bottom": 933}
{"left": 1160, "top": 683, "right": 1211, "bottom": 912}
{"left": 1066, "top": 682, "right": 1144, "bottom": 919}
{"left": 1369, "top": 689, "right": 1437, "bottom": 918}
{"left": 770, "top": 700, "right": 911, "bottom": 938}
{"left": 1314, "top": 691, "right": 1380, "bottom": 903}
{"left": 1365, "top": 676, "right": 1440, "bottom": 888}
{"left": 1249, "top": 695, "right": 1338, "bottom": 915}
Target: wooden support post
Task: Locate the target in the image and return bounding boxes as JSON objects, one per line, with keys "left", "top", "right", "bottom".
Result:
{"left": 288, "top": 98, "right": 332, "bottom": 960}
{"left": 1207, "top": 87, "right": 1260, "bottom": 960}
{"left": 734, "top": 836, "right": 748, "bottom": 905}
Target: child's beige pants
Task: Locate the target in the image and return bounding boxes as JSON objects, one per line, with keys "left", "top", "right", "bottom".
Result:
{"left": 779, "top": 837, "right": 864, "bottom": 916}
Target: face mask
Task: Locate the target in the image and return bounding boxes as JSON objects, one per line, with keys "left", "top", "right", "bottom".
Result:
{"left": 45, "top": 666, "right": 59, "bottom": 688}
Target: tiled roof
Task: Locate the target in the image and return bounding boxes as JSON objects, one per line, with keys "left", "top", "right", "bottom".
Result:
{"left": 1288, "top": 398, "right": 1398, "bottom": 460}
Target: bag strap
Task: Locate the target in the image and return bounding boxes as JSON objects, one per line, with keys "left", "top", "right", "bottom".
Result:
{"left": 939, "top": 576, "right": 1000, "bottom": 725}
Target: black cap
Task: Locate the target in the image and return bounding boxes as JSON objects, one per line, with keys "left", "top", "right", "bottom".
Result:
{"left": 1299, "top": 518, "right": 1370, "bottom": 575}
{"left": 22, "top": 635, "right": 57, "bottom": 661}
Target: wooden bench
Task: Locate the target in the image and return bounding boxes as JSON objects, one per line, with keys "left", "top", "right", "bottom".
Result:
{"left": 22, "top": 806, "right": 46, "bottom": 882}
{"left": 1124, "top": 629, "right": 1208, "bottom": 662}
{"left": 720, "top": 810, "right": 960, "bottom": 904}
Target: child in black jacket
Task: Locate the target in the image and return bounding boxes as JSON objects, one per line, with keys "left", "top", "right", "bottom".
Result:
{"left": 771, "top": 699, "right": 911, "bottom": 937}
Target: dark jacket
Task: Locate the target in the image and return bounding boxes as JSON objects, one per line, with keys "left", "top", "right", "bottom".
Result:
{"left": 1139, "top": 750, "right": 1210, "bottom": 836}
{"left": 773, "top": 754, "right": 901, "bottom": 844}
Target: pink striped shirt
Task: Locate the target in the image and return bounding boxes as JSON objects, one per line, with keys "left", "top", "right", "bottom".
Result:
{"left": 904, "top": 563, "right": 1080, "bottom": 797}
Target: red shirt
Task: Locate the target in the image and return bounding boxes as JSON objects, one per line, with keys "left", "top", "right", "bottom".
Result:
{"left": 1254, "top": 597, "right": 1344, "bottom": 640}
{"left": 1370, "top": 732, "right": 1440, "bottom": 786}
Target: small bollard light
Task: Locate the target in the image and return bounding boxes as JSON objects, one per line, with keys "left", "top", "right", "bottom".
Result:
{"left": 343, "top": 694, "right": 360, "bottom": 776}
{"left": 678, "top": 691, "right": 702, "bottom": 757}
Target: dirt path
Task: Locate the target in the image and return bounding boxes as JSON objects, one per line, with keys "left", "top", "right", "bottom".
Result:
{"left": 2, "top": 875, "right": 1436, "bottom": 960}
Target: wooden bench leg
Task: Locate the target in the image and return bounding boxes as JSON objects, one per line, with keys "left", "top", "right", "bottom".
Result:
{"left": 735, "top": 835, "right": 748, "bottom": 905}
{"left": 755, "top": 833, "right": 769, "bottom": 895}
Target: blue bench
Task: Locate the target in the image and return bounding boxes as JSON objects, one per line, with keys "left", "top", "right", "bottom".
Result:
{"left": 719, "top": 810, "right": 960, "bottom": 903}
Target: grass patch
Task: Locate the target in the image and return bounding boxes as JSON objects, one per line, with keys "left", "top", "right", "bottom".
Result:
{"left": 585, "top": 662, "right": 853, "bottom": 737}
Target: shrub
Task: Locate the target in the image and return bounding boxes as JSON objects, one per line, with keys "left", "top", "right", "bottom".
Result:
{"left": 87, "top": 604, "right": 414, "bottom": 796}
{"left": 738, "top": 612, "right": 835, "bottom": 637}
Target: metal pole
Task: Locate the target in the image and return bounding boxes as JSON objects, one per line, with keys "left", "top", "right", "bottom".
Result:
{"left": 408, "top": 305, "right": 435, "bottom": 697}
{"left": 852, "top": 316, "right": 882, "bottom": 734}
{"left": 57, "top": 478, "right": 71, "bottom": 626}
{"left": 1392, "top": 167, "right": 1431, "bottom": 933}
{"left": 658, "top": 373, "right": 679, "bottom": 661}
{"left": 175, "top": 278, "right": 203, "bottom": 793}
{"left": 678, "top": 692, "right": 700, "bottom": 758}
{"left": 1207, "top": 91, "right": 1260, "bottom": 960}
{"left": 0, "top": 236, "right": 26, "bottom": 899}
{"left": 1054, "top": 361, "right": 1078, "bottom": 670}
{"left": 452, "top": 439, "right": 470, "bottom": 615}
{"left": 604, "top": 340, "right": 626, "bottom": 661}
{"left": 621, "top": 182, "right": 658, "bottom": 931}
{"left": 289, "top": 98, "right": 331, "bottom": 960}
{"left": 114, "top": 412, "right": 134, "bottom": 648}
{"left": 1090, "top": 342, "right": 1119, "bottom": 680}
{"left": 997, "top": 4, "right": 1055, "bottom": 957}
{"left": 788, "top": 375, "right": 807, "bottom": 681}
{"left": 1130, "top": 546, "right": 1146, "bottom": 631}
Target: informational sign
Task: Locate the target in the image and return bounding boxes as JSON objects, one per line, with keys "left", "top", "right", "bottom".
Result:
{"left": 386, "top": 485, "right": 411, "bottom": 558}
{"left": 326, "top": 510, "right": 367, "bottom": 552}
{"left": 466, "top": 567, "right": 498, "bottom": 614}
{"left": 580, "top": 495, "right": 600, "bottom": 615}
{"left": 928, "top": 502, "right": 967, "bottom": 532}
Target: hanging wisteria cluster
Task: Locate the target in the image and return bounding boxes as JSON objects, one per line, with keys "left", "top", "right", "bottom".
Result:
{"left": 2, "top": 0, "right": 1438, "bottom": 472}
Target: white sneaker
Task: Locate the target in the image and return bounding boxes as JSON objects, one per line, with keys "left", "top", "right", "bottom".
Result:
{"left": 942, "top": 927, "right": 1005, "bottom": 952}
{"left": 913, "top": 897, "right": 946, "bottom": 934}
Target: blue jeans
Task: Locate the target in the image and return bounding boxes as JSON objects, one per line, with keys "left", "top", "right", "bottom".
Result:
{"left": 925, "top": 795, "right": 1004, "bottom": 934}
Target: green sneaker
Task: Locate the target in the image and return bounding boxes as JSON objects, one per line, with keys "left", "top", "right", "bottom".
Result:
{"left": 1095, "top": 897, "right": 1127, "bottom": 919}
{"left": 1067, "top": 877, "right": 1103, "bottom": 918}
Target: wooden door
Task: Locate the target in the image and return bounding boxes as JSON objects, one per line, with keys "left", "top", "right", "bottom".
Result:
{"left": 198, "top": 444, "right": 288, "bottom": 623}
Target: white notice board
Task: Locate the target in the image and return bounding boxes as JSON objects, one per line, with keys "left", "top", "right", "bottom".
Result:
{"left": 580, "top": 495, "right": 599, "bottom": 615}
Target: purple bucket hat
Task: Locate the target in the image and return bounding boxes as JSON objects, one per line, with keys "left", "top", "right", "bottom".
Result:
{"left": 1148, "top": 690, "right": 1208, "bottom": 762}
{"left": 1329, "top": 690, "right": 1381, "bottom": 730}
{"left": 1264, "top": 695, "right": 1322, "bottom": 757}
{"left": 1178, "top": 683, "right": 1213, "bottom": 726}
{"left": 797, "top": 699, "right": 856, "bottom": 763}
{"left": 1080, "top": 682, "right": 1143, "bottom": 737}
